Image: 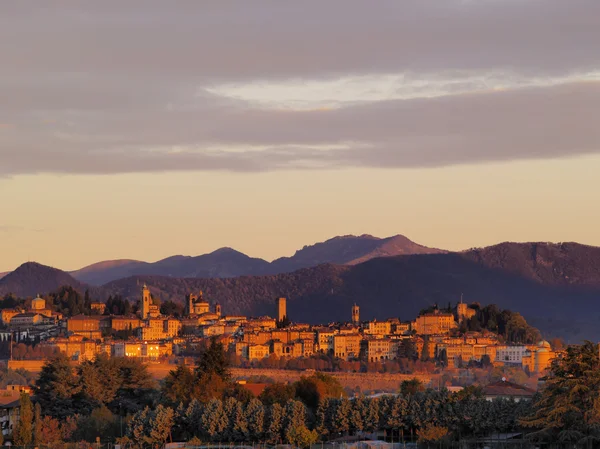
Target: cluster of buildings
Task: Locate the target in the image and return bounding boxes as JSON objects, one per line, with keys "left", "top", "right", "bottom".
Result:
{"left": 2, "top": 285, "right": 559, "bottom": 374}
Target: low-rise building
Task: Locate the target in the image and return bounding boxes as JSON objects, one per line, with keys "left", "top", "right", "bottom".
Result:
{"left": 333, "top": 334, "right": 362, "bottom": 360}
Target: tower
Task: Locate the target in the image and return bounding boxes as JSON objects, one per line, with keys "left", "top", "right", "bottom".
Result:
{"left": 457, "top": 294, "right": 468, "bottom": 322}
{"left": 186, "top": 293, "right": 197, "bottom": 317}
{"left": 215, "top": 303, "right": 222, "bottom": 318}
{"left": 277, "top": 297, "right": 287, "bottom": 322}
{"left": 141, "top": 284, "right": 151, "bottom": 319}
{"left": 352, "top": 303, "right": 360, "bottom": 325}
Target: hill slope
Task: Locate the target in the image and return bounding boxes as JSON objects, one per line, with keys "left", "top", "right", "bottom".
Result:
{"left": 70, "top": 249, "right": 272, "bottom": 285}
{"left": 0, "top": 272, "right": 9, "bottom": 280}
{"left": 99, "top": 242, "right": 600, "bottom": 341}
{"left": 68, "top": 234, "right": 441, "bottom": 285}
{"left": 0, "top": 262, "right": 91, "bottom": 298}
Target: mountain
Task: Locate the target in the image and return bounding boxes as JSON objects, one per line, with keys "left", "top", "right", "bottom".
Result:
{"left": 5, "top": 241, "right": 600, "bottom": 340}
{"left": 0, "top": 262, "right": 91, "bottom": 298}
{"left": 0, "top": 272, "right": 9, "bottom": 280}
{"left": 270, "top": 234, "right": 444, "bottom": 272}
{"left": 99, "top": 241, "right": 600, "bottom": 341}
{"left": 69, "top": 234, "right": 442, "bottom": 285}
{"left": 70, "top": 248, "right": 271, "bottom": 285}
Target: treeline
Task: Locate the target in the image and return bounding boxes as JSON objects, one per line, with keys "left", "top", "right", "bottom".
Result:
{"left": 119, "top": 387, "right": 533, "bottom": 448}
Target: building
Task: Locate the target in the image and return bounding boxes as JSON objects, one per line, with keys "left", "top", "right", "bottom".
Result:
{"left": 352, "top": 304, "right": 360, "bottom": 325}
{"left": 362, "top": 338, "right": 398, "bottom": 362}
{"left": 1, "top": 309, "right": 21, "bottom": 325}
{"left": 31, "top": 295, "right": 46, "bottom": 310}
{"left": 111, "top": 316, "right": 142, "bottom": 332}
{"left": 67, "top": 315, "right": 104, "bottom": 339}
{"left": 365, "top": 320, "right": 392, "bottom": 336}
{"left": 277, "top": 297, "right": 287, "bottom": 322}
{"left": 0, "top": 395, "right": 21, "bottom": 440}
{"left": 44, "top": 335, "right": 98, "bottom": 361}
{"left": 457, "top": 299, "right": 476, "bottom": 323}
{"left": 483, "top": 380, "right": 535, "bottom": 402}
{"left": 316, "top": 328, "right": 335, "bottom": 353}
{"left": 333, "top": 334, "right": 362, "bottom": 360}
{"left": 112, "top": 341, "right": 166, "bottom": 360}
{"left": 495, "top": 345, "right": 534, "bottom": 365}
{"left": 140, "top": 284, "right": 152, "bottom": 319}
{"left": 90, "top": 302, "right": 107, "bottom": 315}
{"left": 186, "top": 292, "right": 211, "bottom": 316}
{"left": 413, "top": 312, "right": 457, "bottom": 335}
{"left": 9, "top": 313, "right": 43, "bottom": 327}
{"left": 248, "top": 344, "right": 270, "bottom": 361}
{"left": 521, "top": 341, "right": 556, "bottom": 373}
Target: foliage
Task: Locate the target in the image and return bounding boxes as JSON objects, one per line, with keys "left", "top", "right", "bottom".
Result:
{"left": 287, "top": 424, "right": 318, "bottom": 448}
{"left": 75, "top": 406, "right": 120, "bottom": 442}
{"left": 417, "top": 424, "right": 449, "bottom": 443}
{"left": 400, "top": 378, "right": 425, "bottom": 396}
{"left": 13, "top": 392, "right": 33, "bottom": 446}
{"left": 294, "top": 372, "right": 345, "bottom": 409}
{"left": 259, "top": 382, "right": 296, "bottom": 406}
{"left": 521, "top": 341, "right": 600, "bottom": 444}
{"left": 104, "top": 295, "right": 132, "bottom": 316}
{"left": 36, "top": 353, "right": 156, "bottom": 419}
{"left": 196, "top": 338, "right": 231, "bottom": 381}
{"left": 47, "top": 286, "right": 92, "bottom": 316}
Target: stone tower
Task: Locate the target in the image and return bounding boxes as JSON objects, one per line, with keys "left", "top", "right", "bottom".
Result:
{"left": 186, "top": 293, "right": 197, "bottom": 317}
{"left": 215, "top": 303, "right": 222, "bottom": 317}
{"left": 141, "top": 284, "right": 151, "bottom": 319}
{"left": 277, "top": 297, "right": 287, "bottom": 322}
{"left": 352, "top": 303, "right": 360, "bottom": 325}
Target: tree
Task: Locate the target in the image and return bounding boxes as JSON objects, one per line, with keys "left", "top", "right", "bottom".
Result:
{"left": 163, "top": 364, "right": 198, "bottom": 405}
{"left": 259, "top": 382, "right": 296, "bottom": 406}
{"left": 265, "top": 403, "right": 284, "bottom": 444}
{"left": 521, "top": 341, "right": 600, "bottom": 445}
{"left": 200, "top": 399, "right": 228, "bottom": 441}
{"left": 286, "top": 425, "right": 318, "bottom": 448}
{"left": 13, "top": 392, "right": 33, "bottom": 446}
{"left": 33, "top": 402, "right": 43, "bottom": 446}
{"left": 294, "top": 372, "right": 345, "bottom": 409}
{"left": 400, "top": 378, "right": 424, "bottom": 396}
{"left": 35, "top": 353, "right": 82, "bottom": 419}
{"left": 245, "top": 398, "right": 265, "bottom": 441}
{"left": 197, "top": 338, "right": 231, "bottom": 382}
{"left": 149, "top": 405, "right": 175, "bottom": 446}
{"left": 417, "top": 424, "right": 449, "bottom": 446}
{"left": 75, "top": 406, "right": 120, "bottom": 443}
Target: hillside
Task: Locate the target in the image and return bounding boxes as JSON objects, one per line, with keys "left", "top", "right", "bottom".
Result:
{"left": 270, "top": 234, "right": 443, "bottom": 272}
{"left": 67, "top": 234, "right": 442, "bottom": 285}
{"left": 0, "top": 262, "right": 91, "bottom": 298}
{"left": 0, "top": 272, "right": 8, "bottom": 280}
{"left": 70, "top": 249, "right": 272, "bottom": 285}
{"left": 99, "top": 242, "right": 600, "bottom": 341}
{"left": 4, "top": 242, "right": 600, "bottom": 340}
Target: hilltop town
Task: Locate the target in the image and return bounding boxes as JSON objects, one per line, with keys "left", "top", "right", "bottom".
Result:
{"left": 1, "top": 284, "right": 558, "bottom": 377}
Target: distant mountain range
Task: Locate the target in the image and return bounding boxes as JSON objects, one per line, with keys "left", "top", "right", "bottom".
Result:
{"left": 0, "top": 272, "right": 8, "bottom": 280}
{"left": 1, "top": 240, "right": 600, "bottom": 340}
{"left": 63, "top": 234, "right": 444, "bottom": 285}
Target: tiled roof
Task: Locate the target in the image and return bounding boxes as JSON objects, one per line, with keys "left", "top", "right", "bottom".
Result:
{"left": 484, "top": 380, "right": 535, "bottom": 397}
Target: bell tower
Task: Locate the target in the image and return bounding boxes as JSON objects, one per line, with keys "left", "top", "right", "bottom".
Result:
{"left": 215, "top": 303, "right": 222, "bottom": 317}
{"left": 141, "top": 284, "right": 151, "bottom": 319}
{"left": 352, "top": 303, "right": 360, "bottom": 325}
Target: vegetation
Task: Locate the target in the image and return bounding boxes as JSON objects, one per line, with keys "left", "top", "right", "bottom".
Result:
{"left": 521, "top": 341, "right": 600, "bottom": 445}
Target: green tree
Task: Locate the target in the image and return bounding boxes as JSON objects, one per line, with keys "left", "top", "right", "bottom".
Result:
{"left": 400, "top": 378, "right": 425, "bottom": 396}
{"left": 200, "top": 399, "right": 228, "bottom": 442}
{"left": 245, "top": 398, "right": 265, "bottom": 441}
{"left": 13, "top": 392, "right": 33, "bottom": 446}
{"left": 286, "top": 425, "right": 318, "bottom": 448}
{"left": 294, "top": 372, "right": 345, "bottom": 409}
{"left": 196, "top": 338, "right": 231, "bottom": 382}
{"left": 521, "top": 341, "right": 600, "bottom": 445}
{"left": 259, "top": 382, "right": 296, "bottom": 406}
{"left": 33, "top": 402, "right": 43, "bottom": 446}
{"left": 35, "top": 353, "right": 82, "bottom": 419}
{"left": 163, "top": 364, "right": 198, "bottom": 405}
{"left": 149, "top": 405, "right": 175, "bottom": 446}
{"left": 265, "top": 403, "right": 284, "bottom": 444}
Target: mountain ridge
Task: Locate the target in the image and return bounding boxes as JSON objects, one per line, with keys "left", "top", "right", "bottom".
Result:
{"left": 57, "top": 234, "right": 441, "bottom": 285}
{"left": 2, "top": 241, "right": 600, "bottom": 340}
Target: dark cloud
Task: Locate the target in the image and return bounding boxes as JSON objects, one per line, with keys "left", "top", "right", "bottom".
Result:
{"left": 0, "top": 0, "right": 599, "bottom": 175}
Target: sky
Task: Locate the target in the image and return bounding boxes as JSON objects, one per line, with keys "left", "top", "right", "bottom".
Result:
{"left": 1, "top": 0, "right": 599, "bottom": 272}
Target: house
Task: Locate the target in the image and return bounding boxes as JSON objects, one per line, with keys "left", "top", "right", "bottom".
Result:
{"left": 483, "top": 380, "right": 536, "bottom": 402}
{"left": 0, "top": 394, "right": 22, "bottom": 439}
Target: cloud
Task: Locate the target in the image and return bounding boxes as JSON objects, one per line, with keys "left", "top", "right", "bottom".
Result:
{"left": 0, "top": 0, "right": 599, "bottom": 175}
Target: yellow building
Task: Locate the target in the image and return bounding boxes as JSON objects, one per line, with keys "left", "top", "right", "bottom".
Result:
{"left": 111, "top": 317, "right": 142, "bottom": 332}
{"left": 457, "top": 301, "right": 476, "bottom": 322}
{"left": 31, "top": 295, "right": 46, "bottom": 310}
{"left": 315, "top": 328, "right": 335, "bottom": 353}
{"left": 1, "top": 309, "right": 22, "bottom": 325}
{"left": 362, "top": 338, "right": 398, "bottom": 362}
{"left": 333, "top": 334, "right": 362, "bottom": 360}
{"left": 522, "top": 341, "right": 556, "bottom": 373}
{"left": 248, "top": 344, "right": 270, "bottom": 361}
{"left": 365, "top": 320, "right": 392, "bottom": 336}
{"left": 413, "top": 312, "right": 456, "bottom": 335}
{"left": 90, "top": 302, "right": 106, "bottom": 315}
{"left": 45, "top": 336, "right": 98, "bottom": 361}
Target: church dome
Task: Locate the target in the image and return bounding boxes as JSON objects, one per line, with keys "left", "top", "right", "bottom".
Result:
{"left": 538, "top": 340, "right": 551, "bottom": 349}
